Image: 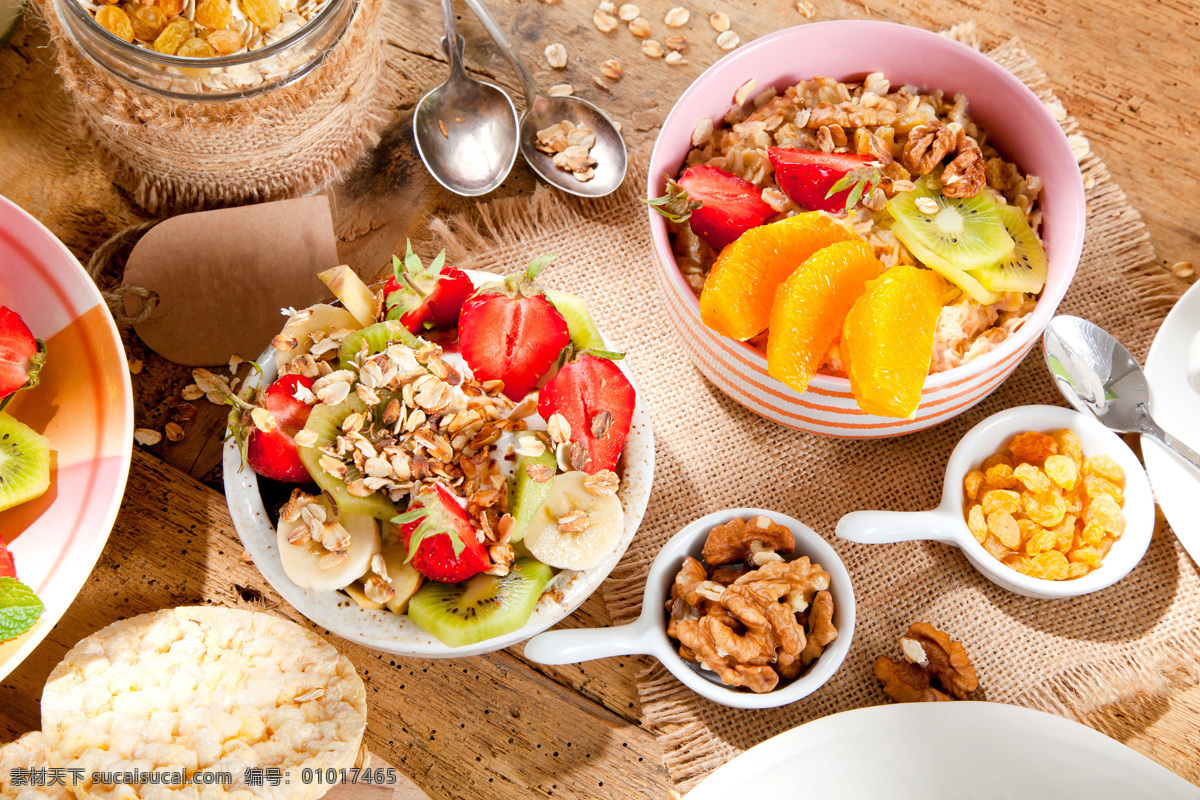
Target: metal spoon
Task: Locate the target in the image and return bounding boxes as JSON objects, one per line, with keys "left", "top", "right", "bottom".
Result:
{"left": 1043, "top": 315, "right": 1200, "bottom": 472}
{"left": 412, "top": 0, "right": 518, "bottom": 197}
{"left": 463, "top": 0, "right": 627, "bottom": 197}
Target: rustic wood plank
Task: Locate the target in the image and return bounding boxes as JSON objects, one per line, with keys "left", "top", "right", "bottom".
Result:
{"left": 0, "top": 451, "right": 668, "bottom": 800}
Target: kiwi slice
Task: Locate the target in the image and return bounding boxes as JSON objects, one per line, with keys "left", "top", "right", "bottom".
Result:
{"left": 0, "top": 412, "right": 50, "bottom": 512}
{"left": 545, "top": 290, "right": 606, "bottom": 352}
{"left": 407, "top": 557, "right": 553, "bottom": 648}
{"left": 887, "top": 172, "right": 1014, "bottom": 271}
{"left": 338, "top": 320, "right": 421, "bottom": 370}
{"left": 297, "top": 395, "right": 398, "bottom": 521}
{"left": 507, "top": 431, "right": 557, "bottom": 544}
{"left": 891, "top": 218, "right": 1001, "bottom": 305}
{"left": 969, "top": 204, "right": 1048, "bottom": 294}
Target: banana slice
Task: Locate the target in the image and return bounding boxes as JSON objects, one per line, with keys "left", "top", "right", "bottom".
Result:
{"left": 273, "top": 303, "right": 361, "bottom": 371}
{"left": 523, "top": 471, "right": 624, "bottom": 570}
{"left": 379, "top": 532, "right": 424, "bottom": 615}
{"left": 277, "top": 498, "right": 381, "bottom": 592}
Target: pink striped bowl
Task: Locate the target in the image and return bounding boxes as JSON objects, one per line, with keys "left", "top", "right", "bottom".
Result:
{"left": 648, "top": 21, "right": 1086, "bottom": 438}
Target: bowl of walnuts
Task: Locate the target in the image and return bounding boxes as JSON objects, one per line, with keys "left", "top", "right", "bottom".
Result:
{"left": 523, "top": 508, "right": 856, "bottom": 709}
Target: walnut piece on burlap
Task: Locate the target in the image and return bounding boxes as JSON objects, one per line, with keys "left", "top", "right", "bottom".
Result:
{"left": 31, "top": 0, "right": 390, "bottom": 215}
{"left": 421, "top": 29, "right": 1196, "bottom": 794}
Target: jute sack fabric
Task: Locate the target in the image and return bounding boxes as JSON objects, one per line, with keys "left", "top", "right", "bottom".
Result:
{"left": 34, "top": 0, "right": 389, "bottom": 215}
{"left": 425, "top": 35, "right": 1196, "bottom": 793}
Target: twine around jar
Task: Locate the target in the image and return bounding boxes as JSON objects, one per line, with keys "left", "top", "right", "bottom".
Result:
{"left": 86, "top": 219, "right": 161, "bottom": 328}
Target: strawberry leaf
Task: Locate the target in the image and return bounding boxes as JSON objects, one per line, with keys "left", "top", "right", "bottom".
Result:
{"left": 643, "top": 174, "right": 702, "bottom": 223}
{"left": 825, "top": 165, "right": 883, "bottom": 214}
{"left": 0, "top": 577, "right": 44, "bottom": 643}
{"left": 582, "top": 348, "right": 625, "bottom": 361}
{"left": 525, "top": 254, "right": 558, "bottom": 281}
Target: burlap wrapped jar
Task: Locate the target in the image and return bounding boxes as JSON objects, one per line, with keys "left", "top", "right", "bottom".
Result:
{"left": 35, "top": 0, "right": 388, "bottom": 214}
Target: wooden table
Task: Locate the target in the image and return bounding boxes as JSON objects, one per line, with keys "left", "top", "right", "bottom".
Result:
{"left": 1, "top": 1, "right": 1198, "bottom": 797}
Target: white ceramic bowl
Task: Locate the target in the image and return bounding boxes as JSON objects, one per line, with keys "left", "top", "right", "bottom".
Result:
{"left": 223, "top": 271, "right": 654, "bottom": 657}
{"left": 0, "top": 195, "right": 134, "bottom": 681}
{"left": 836, "top": 405, "right": 1154, "bottom": 598}
{"left": 647, "top": 21, "right": 1087, "bottom": 437}
{"left": 524, "top": 508, "right": 856, "bottom": 709}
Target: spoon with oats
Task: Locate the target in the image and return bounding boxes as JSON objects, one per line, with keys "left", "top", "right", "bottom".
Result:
{"left": 463, "top": 0, "right": 628, "bottom": 197}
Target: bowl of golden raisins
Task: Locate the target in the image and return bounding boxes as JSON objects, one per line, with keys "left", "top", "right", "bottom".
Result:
{"left": 836, "top": 405, "right": 1155, "bottom": 599}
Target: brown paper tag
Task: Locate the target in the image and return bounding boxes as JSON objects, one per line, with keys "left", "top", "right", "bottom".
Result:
{"left": 125, "top": 195, "right": 340, "bottom": 366}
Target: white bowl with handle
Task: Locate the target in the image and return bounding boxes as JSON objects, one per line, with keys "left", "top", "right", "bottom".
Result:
{"left": 524, "top": 508, "right": 856, "bottom": 709}
{"left": 836, "top": 405, "right": 1154, "bottom": 599}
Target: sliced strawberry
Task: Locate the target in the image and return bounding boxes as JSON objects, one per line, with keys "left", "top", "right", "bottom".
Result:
{"left": 0, "top": 538, "right": 16, "bottom": 580}
{"left": 537, "top": 352, "right": 635, "bottom": 474}
{"left": 395, "top": 482, "right": 490, "bottom": 583}
{"left": 384, "top": 242, "right": 475, "bottom": 333}
{"left": 458, "top": 256, "right": 570, "bottom": 400}
{"left": 647, "top": 166, "right": 775, "bottom": 251}
{"left": 234, "top": 374, "right": 315, "bottom": 483}
{"left": 767, "top": 148, "right": 874, "bottom": 213}
{"left": 0, "top": 307, "right": 46, "bottom": 408}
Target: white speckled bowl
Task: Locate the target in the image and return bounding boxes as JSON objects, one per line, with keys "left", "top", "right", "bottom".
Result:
{"left": 223, "top": 271, "right": 654, "bottom": 657}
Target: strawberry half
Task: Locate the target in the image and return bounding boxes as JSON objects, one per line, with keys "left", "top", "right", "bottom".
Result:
{"left": 0, "top": 538, "right": 16, "bottom": 580}
{"left": 0, "top": 307, "right": 46, "bottom": 410}
{"left": 458, "top": 256, "right": 570, "bottom": 401}
{"left": 384, "top": 242, "right": 475, "bottom": 333}
{"left": 646, "top": 166, "right": 775, "bottom": 251}
{"left": 394, "top": 482, "right": 490, "bottom": 583}
{"left": 228, "top": 373, "right": 316, "bottom": 483}
{"left": 537, "top": 352, "right": 635, "bottom": 474}
{"left": 767, "top": 148, "right": 874, "bottom": 213}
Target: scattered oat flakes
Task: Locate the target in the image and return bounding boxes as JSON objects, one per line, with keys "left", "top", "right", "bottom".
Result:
{"left": 1043, "top": 99, "right": 1067, "bottom": 121}
{"left": 709, "top": 11, "right": 729, "bottom": 31}
{"left": 691, "top": 116, "right": 713, "bottom": 147}
{"left": 584, "top": 470, "right": 619, "bottom": 497}
{"left": 733, "top": 77, "right": 756, "bottom": 106}
{"left": 127, "top": 358, "right": 143, "bottom": 375}
{"left": 641, "top": 38, "right": 664, "bottom": 57}
{"left": 545, "top": 42, "right": 567, "bottom": 69}
{"left": 598, "top": 0, "right": 615, "bottom": 10}
{"left": 547, "top": 413, "right": 572, "bottom": 445}
{"left": 762, "top": 187, "right": 789, "bottom": 213}
{"left": 164, "top": 422, "right": 185, "bottom": 442}
{"left": 1068, "top": 134, "right": 1090, "bottom": 161}
{"left": 716, "top": 29, "right": 739, "bottom": 50}
{"left": 593, "top": 75, "right": 611, "bottom": 92}
{"left": 915, "top": 196, "right": 940, "bottom": 214}
{"left": 134, "top": 428, "right": 162, "bottom": 446}
{"left": 617, "top": 3, "right": 638, "bottom": 20}
{"left": 796, "top": 0, "right": 816, "bottom": 18}
{"left": 1173, "top": 261, "right": 1195, "bottom": 279}
{"left": 228, "top": 354, "right": 244, "bottom": 373}
{"left": 600, "top": 58, "right": 623, "bottom": 79}
{"left": 628, "top": 16, "right": 650, "bottom": 37}
{"left": 664, "top": 6, "right": 689, "bottom": 27}
{"left": 593, "top": 8, "right": 618, "bottom": 32}
{"left": 438, "top": 120, "right": 449, "bottom": 138}
{"left": 181, "top": 383, "right": 204, "bottom": 401}
{"left": 557, "top": 509, "right": 590, "bottom": 533}
{"left": 664, "top": 35, "right": 687, "bottom": 51}
{"left": 664, "top": 50, "right": 686, "bottom": 65}
{"left": 1083, "top": 173, "right": 1095, "bottom": 190}
{"left": 548, "top": 83, "right": 574, "bottom": 96}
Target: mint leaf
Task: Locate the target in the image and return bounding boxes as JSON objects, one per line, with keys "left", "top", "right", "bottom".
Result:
{"left": 0, "top": 577, "right": 44, "bottom": 642}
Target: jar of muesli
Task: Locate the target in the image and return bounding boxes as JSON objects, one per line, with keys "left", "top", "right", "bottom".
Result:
{"left": 34, "top": 0, "right": 388, "bottom": 213}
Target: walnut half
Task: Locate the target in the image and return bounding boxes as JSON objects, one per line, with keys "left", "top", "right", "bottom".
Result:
{"left": 701, "top": 516, "right": 795, "bottom": 566}
{"left": 874, "top": 622, "right": 979, "bottom": 703}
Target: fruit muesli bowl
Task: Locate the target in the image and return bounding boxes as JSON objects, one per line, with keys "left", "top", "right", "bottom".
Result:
{"left": 647, "top": 21, "right": 1086, "bottom": 437}
{"left": 223, "top": 258, "right": 653, "bottom": 658}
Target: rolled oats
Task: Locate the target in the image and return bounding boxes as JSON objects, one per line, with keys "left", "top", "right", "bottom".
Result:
{"left": 134, "top": 428, "right": 162, "bottom": 446}
{"left": 548, "top": 83, "right": 575, "bottom": 96}
{"left": 641, "top": 38, "right": 664, "bottom": 57}
{"left": 716, "top": 29, "right": 739, "bottom": 50}
{"left": 796, "top": 0, "right": 816, "bottom": 18}
{"left": 545, "top": 42, "right": 568, "bottom": 69}
{"left": 664, "top": 35, "right": 688, "bottom": 51}
{"left": 617, "top": 3, "right": 638, "bottom": 20}
{"left": 600, "top": 58, "right": 623, "bottom": 79}
{"left": 709, "top": 11, "right": 729, "bottom": 31}
{"left": 593, "top": 8, "right": 618, "bottom": 32}
{"left": 628, "top": 16, "right": 650, "bottom": 37}
{"left": 664, "top": 50, "right": 686, "bottom": 65}
{"left": 664, "top": 6, "right": 689, "bottom": 27}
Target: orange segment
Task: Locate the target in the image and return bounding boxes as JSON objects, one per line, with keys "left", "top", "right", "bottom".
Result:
{"left": 766, "top": 240, "right": 882, "bottom": 394}
{"left": 699, "top": 212, "right": 860, "bottom": 341}
{"left": 842, "top": 265, "right": 946, "bottom": 419}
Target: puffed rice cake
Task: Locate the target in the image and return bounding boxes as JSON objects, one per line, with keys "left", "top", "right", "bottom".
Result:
{"left": 39, "top": 607, "right": 367, "bottom": 800}
{"left": 0, "top": 732, "right": 73, "bottom": 800}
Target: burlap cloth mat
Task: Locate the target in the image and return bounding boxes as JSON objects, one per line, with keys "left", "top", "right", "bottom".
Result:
{"left": 423, "top": 31, "right": 1197, "bottom": 793}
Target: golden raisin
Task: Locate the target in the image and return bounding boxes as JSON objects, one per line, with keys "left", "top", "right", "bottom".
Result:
{"left": 153, "top": 16, "right": 193, "bottom": 54}
{"left": 1027, "top": 550, "right": 1069, "bottom": 580}
{"left": 1052, "top": 514, "right": 1078, "bottom": 552}
{"left": 982, "top": 454, "right": 1011, "bottom": 471}
{"left": 156, "top": 0, "right": 185, "bottom": 15}
{"left": 1082, "top": 474, "right": 1124, "bottom": 505}
{"left": 205, "top": 27, "right": 242, "bottom": 53}
{"left": 1009, "top": 431, "right": 1057, "bottom": 463}
{"left": 981, "top": 489, "right": 1021, "bottom": 517}
{"left": 1078, "top": 521, "right": 1106, "bottom": 547}
{"left": 1025, "top": 525, "right": 1057, "bottom": 557}
{"left": 193, "top": 0, "right": 232, "bottom": 29}
{"left": 1068, "top": 546, "right": 1104, "bottom": 568}
{"left": 1052, "top": 429, "right": 1083, "bottom": 465}
{"left": 176, "top": 35, "right": 216, "bottom": 58}
{"left": 963, "top": 470, "right": 985, "bottom": 502}
{"left": 1067, "top": 562, "right": 1090, "bottom": 579}
{"left": 984, "top": 463, "right": 1018, "bottom": 490}
{"left": 983, "top": 535, "right": 1009, "bottom": 560}
{"left": 95, "top": 5, "right": 135, "bottom": 41}
{"left": 241, "top": 0, "right": 281, "bottom": 30}
{"left": 967, "top": 504, "right": 987, "bottom": 542}
{"left": 1085, "top": 494, "right": 1125, "bottom": 536}
{"left": 1082, "top": 454, "right": 1125, "bottom": 484}
{"left": 1023, "top": 491, "right": 1066, "bottom": 528}
{"left": 1043, "top": 454, "right": 1079, "bottom": 490}
{"left": 987, "top": 511, "right": 1020, "bottom": 549}
{"left": 1016, "top": 518, "right": 1040, "bottom": 543}
{"left": 1013, "top": 463, "right": 1051, "bottom": 493}
{"left": 131, "top": 4, "right": 168, "bottom": 40}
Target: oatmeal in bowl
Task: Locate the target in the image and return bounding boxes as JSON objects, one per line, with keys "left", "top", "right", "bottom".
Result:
{"left": 646, "top": 21, "right": 1086, "bottom": 436}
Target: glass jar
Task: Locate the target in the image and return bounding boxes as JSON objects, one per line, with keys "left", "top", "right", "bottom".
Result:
{"left": 52, "top": 0, "right": 357, "bottom": 100}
